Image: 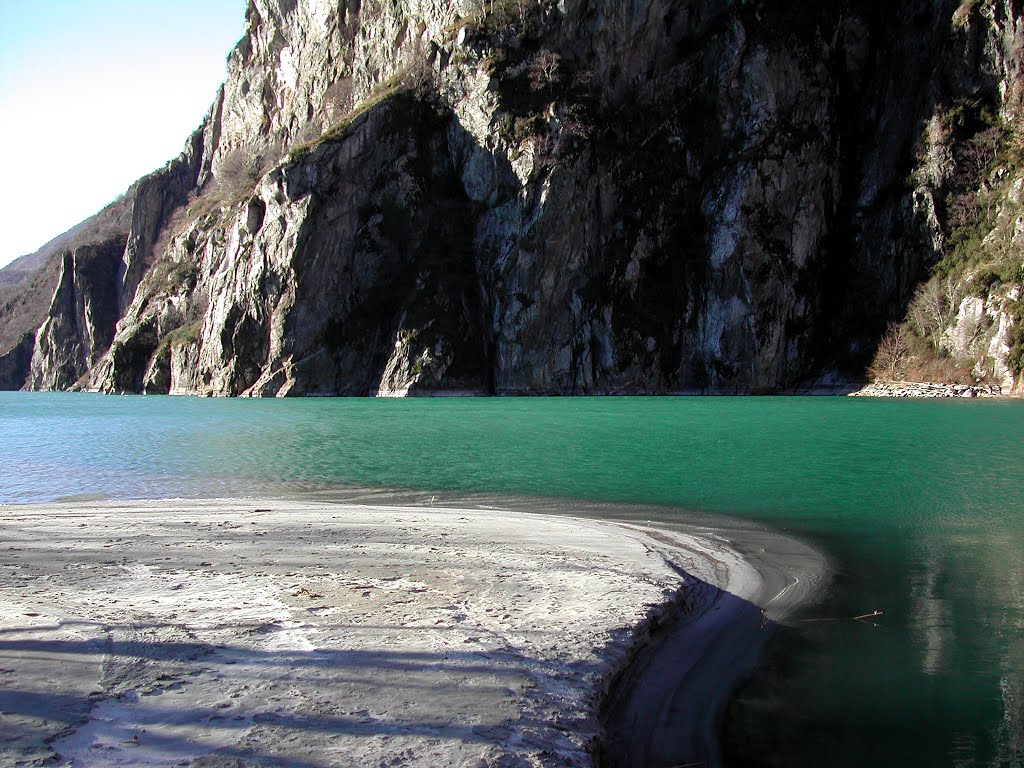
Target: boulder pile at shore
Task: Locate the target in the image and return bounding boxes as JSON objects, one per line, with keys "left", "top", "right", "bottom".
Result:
{"left": 850, "top": 381, "right": 1005, "bottom": 398}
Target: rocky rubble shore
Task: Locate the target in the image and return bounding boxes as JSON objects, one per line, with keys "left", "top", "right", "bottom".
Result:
{"left": 850, "top": 381, "right": 1006, "bottom": 398}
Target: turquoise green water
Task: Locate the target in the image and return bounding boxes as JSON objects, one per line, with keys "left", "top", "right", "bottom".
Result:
{"left": 1, "top": 391, "right": 1022, "bottom": 765}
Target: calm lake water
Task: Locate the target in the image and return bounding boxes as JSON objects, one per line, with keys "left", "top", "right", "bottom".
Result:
{"left": 1, "top": 391, "right": 1022, "bottom": 766}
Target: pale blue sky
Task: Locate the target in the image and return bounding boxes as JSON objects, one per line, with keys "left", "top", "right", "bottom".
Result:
{"left": 0, "top": 0, "right": 245, "bottom": 267}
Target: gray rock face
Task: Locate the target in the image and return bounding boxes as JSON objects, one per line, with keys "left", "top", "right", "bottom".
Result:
{"left": 5, "top": 0, "right": 1024, "bottom": 395}
{"left": 110, "top": 97, "right": 490, "bottom": 397}
{"left": 27, "top": 240, "right": 125, "bottom": 391}
{"left": 0, "top": 334, "right": 35, "bottom": 391}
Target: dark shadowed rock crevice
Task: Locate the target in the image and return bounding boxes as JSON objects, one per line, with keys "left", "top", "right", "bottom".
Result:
{"left": 27, "top": 239, "right": 126, "bottom": 391}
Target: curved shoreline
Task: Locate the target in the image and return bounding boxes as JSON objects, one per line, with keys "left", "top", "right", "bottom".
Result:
{"left": 597, "top": 521, "right": 827, "bottom": 767}
{"left": 0, "top": 497, "right": 826, "bottom": 767}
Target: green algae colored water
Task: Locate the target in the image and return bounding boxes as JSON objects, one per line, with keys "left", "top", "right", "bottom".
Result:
{"left": 1, "top": 391, "right": 1022, "bottom": 766}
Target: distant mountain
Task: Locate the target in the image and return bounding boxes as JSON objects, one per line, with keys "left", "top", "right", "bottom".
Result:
{"left": 0, "top": 196, "right": 128, "bottom": 293}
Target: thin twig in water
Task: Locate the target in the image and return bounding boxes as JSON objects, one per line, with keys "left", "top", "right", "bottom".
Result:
{"left": 851, "top": 614, "right": 884, "bottom": 626}
{"left": 800, "top": 610, "right": 884, "bottom": 624}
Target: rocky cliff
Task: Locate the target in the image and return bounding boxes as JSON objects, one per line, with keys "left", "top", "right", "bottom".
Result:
{"left": 3, "top": 0, "right": 1024, "bottom": 396}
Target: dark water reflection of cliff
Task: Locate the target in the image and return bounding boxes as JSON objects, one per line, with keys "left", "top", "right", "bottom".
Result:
{"left": 725, "top": 527, "right": 1024, "bottom": 768}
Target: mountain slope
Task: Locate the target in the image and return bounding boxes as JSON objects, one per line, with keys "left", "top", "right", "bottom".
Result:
{"left": 3, "top": 0, "right": 1023, "bottom": 395}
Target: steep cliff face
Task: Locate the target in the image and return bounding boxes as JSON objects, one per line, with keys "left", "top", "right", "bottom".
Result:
{"left": 0, "top": 194, "right": 133, "bottom": 389}
{"left": 97, "top": 94, "right": 489, "bottom": 397}
{"left": 5, "top": 0, "right": 1024, "bottom": 395}
{"left": 27, "top": 239, "right": 126, "bottom": 391}
{"left": 863, "top": 0, "right": 1024, "bottom": 391}
{"left": 0, "top": 260, "right": 59, "bottom": 390}
{"left": 0, "top": 123, "right": 208, "bottom": 392}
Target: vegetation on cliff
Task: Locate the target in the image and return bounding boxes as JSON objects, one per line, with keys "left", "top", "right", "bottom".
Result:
{"left": 870, "top": 87, "right": 1024, "bottom": 390}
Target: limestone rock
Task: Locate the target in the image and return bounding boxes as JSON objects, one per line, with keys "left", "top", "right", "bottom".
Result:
{"left": 3, "top": 0, "right": 1024, "bottom": 396}
{"left": 27, "top": 240, "right": 125, "bottom": 391}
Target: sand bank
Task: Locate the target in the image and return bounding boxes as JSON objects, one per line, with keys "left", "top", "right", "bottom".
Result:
{"left": 0, "top": 498, "right": 824, "bottom": 767}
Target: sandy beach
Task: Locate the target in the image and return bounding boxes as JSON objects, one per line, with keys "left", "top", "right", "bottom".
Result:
{"left": 0, "top": 498, "right": 825, "bottom": 767}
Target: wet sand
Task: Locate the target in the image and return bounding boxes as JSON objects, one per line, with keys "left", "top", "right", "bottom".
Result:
{"left": 0, "top": 498, "right": 825, "bottom": 767}
{"left": 597, "top": 517, "right": 826, "bottom": 768}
